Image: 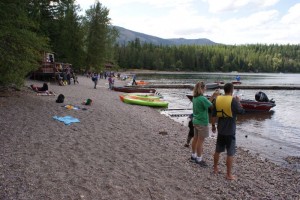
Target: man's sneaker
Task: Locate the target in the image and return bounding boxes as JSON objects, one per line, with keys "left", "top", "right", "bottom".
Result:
{"left": 190, "top": 156, "right": 196, "bottom": 162}
{"left": 196, "top": 160, "right": 208, "bottom": 168}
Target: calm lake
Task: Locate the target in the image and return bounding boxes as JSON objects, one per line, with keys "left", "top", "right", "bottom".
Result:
{"left": 137, "top": 72, "right": 300, "bottom": 170}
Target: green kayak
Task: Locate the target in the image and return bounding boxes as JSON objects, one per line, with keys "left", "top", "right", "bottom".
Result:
{"left": 123, "top": 95, "right": 168, "bottom": 107}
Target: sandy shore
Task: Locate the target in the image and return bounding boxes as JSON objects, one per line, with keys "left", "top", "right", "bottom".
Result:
{"left": 0, "top": 75, "right": 299, "bottom": 200}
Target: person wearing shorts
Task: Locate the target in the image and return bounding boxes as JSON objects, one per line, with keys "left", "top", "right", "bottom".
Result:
{"left": 190, "top": 81, "right": 219, "bottom": 167}
{"left": 215, "top": 135, "right": 236, "bottom": 156}
{"left": 211, "top": 83, "right": 245, "bottom": 180}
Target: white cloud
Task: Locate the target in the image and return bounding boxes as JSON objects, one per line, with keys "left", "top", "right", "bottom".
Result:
{"left": 225, "top": 10, "right": 279, "bottom": 30}
{"left": 281, "top": 3, "right": 300, "bottom": 24}
{"left": 203, "top": 0, "right": 280, "bottom": 13}
{"left": 74, "top": 0, "right": 300, "bottom": 44}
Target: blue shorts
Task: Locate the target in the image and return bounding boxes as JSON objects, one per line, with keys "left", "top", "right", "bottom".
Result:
{"left": 215, "top": 135, "right": 236, "bottom": 156}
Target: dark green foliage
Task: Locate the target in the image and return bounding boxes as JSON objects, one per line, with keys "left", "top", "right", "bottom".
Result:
{"left": 54, "top": 1, "right": 85, "bottom": 70}
{"left": 28, "top": 0, "right": 86, "bottom": 71}
{"left": 1, "top": 0, "right": 299, "bottom": 90}
{"left": 0, "top": 0, "right": 48, "bottom": 87}
{"left": 115, "top": 42, "right": 300, "bottom": 73}
{"left": 84, "top": 1, "right": 117, "bottom": 72}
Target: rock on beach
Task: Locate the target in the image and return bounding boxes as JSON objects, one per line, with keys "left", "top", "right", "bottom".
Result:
{"left": 0, "top": 75, "right": 299, "bottom": 199}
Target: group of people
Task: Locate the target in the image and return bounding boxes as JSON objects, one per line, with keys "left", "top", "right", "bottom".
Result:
{"left": 187, "top": 82, "right": 245, "bottom": 180}
{"left": 86, "top": 71, "right": 114, "bottom": 80}
{"left": 56, "top": 66, "right": 79, "bottom": 86}
{"left": 91, "top": 72, "right": 115, "bottom": 90}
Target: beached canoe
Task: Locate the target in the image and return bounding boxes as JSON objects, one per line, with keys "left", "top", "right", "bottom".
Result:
{"left": 186, "top": 95, "right": 276, "bottom": 112}
{"left": 121, "top": 95, "right": 168, "bottom": 107}
{"left": 113, "top": 86, "right": 156, "bottom": 93}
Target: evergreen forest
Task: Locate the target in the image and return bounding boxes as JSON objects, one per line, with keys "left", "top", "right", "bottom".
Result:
{"left": 0, "top": 0, "right": 299, "bottom": 88}
{"left": 115, "top": 39, "right": 300, "bottom": 73}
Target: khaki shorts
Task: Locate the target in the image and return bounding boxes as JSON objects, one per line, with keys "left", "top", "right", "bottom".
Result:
{"left": 193, "top": 125, "right": 209, "bottom": 138}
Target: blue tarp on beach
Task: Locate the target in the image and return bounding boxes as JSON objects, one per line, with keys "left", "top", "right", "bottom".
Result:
{"left": 53, "top": 115, "right": 80, "bottom": 125}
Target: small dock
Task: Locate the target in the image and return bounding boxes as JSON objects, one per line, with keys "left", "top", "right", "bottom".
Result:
{"left": 134, "top": 84, "right": 300, "bottom": 90}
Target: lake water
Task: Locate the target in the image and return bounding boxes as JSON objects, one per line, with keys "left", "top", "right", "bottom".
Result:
{"left": 137, "top": 72, "right": 300, "bottom": 170}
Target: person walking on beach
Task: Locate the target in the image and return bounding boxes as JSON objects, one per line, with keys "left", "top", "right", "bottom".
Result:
{"left": 108, "top": 75, "right": 114, "bottom": 90}
{"left": 191, "top": 81, "right": 219, "bottom": 167}
{"left": 92, "top": 73, "right": 98, "bottom": 89}
{"left": 211, "top": 82, "right": 245, "bottom": 180}
{"left": 132, "top": 74, "right": 137, "bottom": 85}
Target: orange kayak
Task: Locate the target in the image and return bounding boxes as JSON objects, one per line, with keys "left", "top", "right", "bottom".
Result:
{"left": 136, "top": 80, "right": 149, "bottom": 85}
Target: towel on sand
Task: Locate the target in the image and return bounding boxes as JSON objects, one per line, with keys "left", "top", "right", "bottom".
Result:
{"left": 53, "top": 116, "right": 80, "bottom": 125}
{"left": 64, "top": 105, "right": 80, "bottom": 110}
{"left": 36, "top": 91, "right": 56, "bottom": 96}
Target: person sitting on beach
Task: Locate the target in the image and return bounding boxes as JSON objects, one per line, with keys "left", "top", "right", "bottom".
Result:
{"left": 211, "top": 83, "right": 245, "bottom": 180}
{"left": 30, "top": 83, "right": 48, "bottom": 92}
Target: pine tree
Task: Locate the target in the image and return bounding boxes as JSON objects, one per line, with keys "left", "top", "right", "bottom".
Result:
{"left": 0, "top": 0, "right": 48, "bottom": 88}
{"left": 84, "top": 1, "right": 117, "bottom": 72}
{"left": 55, "top": 0, "right": 85, "bottom": 70}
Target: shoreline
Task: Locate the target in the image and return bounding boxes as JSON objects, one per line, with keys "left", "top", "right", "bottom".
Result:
{"left": 0, "top": 75, "right": 299, "bottom": 199}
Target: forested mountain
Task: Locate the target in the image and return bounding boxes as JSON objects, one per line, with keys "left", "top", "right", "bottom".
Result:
{"left": 114, "top": 41, "right": 300, "bottom": 73}
{"left": 115, "top": 26, "right": 216, "bottom": 46}
{"left": 1, "top": 0, "right": 300, "bottom": 88}
{"left": 114, "top": 26, "right": 300, "bottom": 73}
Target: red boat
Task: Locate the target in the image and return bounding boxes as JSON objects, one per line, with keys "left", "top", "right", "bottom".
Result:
{"left": 238, "top": 99, "right": 276, "bottom": 112}
{"left": 113, "top": 86, "right": 156, "bottom": 93}
{"left": 232, "top": 81, "right": 242, "bottom": 85}
{"left": 186, "top": 95, "right": 276, "bottom": 112}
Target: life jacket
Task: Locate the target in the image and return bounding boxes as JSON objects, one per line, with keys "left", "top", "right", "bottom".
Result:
{"left": 215, "top": 96, "right": 233, "bottom": 118}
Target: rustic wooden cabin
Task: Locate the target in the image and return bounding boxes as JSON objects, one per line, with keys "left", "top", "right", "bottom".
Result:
{"left": 104, "top": 62, "right": 114, "bottom": 69}
{"left": 31, "top": 52, "right": 72, "bottom": 81}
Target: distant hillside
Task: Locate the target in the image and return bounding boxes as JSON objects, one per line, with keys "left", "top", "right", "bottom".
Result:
{"left": 115, "top": 26, "right": 217, "bottom": 46}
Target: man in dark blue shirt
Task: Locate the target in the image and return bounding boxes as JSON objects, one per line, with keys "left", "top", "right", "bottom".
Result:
{"left": 211, "top": 83, "right": 245, "bottom": 180}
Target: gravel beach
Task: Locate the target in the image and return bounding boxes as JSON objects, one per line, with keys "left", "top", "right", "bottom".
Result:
{"left": 0, "top": 75, "right": 299, "bottom": 200}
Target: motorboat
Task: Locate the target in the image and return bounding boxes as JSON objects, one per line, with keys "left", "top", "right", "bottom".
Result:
{"left": 186, "top": 94, "right": 276, "bottom": 112}
{"left": 205, "top": 82, "right": 219, "bottom": 89}
{"left": 113, "top": 86, "right": 156, "bottom": 93}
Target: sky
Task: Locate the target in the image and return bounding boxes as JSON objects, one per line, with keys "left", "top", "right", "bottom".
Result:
{"left": 75, "top": 0, "right": 300, "bottom": 45}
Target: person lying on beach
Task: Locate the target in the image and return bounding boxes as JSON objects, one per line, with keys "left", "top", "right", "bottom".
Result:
{"left": 30, "top": 83, "right": 48, "bottom": 92}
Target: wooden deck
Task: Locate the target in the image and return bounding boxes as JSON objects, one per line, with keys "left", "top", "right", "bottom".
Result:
{"left": 135, "top": 84, "right": 300, "bottom": 90}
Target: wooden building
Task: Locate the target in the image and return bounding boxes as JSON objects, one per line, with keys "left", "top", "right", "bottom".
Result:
{"left": 31, "top": 52, "right": 72, "bottom": 81}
